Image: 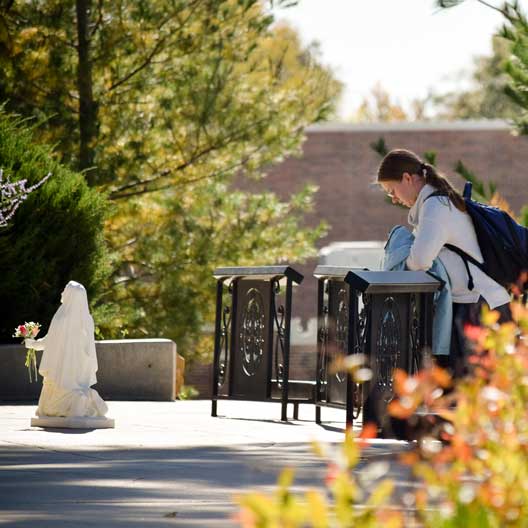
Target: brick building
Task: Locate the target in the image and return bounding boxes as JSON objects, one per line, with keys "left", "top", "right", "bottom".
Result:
{"left": 186, "top": 120, "right": 528, "bottom": 396}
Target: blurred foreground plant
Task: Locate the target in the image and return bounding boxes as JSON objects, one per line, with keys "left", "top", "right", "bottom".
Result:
{"left": 236, "top": 357, "right": 403, "bottom": 528}
{"left": 236, "top": 300, "right": 528, "bottom": 527}
{"left": 389, "top": 300, "right": 528, "bottom": 527}
{"left": 236, "top": 429, "right": 403, "bottom": 528}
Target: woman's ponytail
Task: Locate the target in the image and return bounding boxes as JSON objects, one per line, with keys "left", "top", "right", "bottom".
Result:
{"left": 422, "top": 163, "right": 466, "bottom": 212}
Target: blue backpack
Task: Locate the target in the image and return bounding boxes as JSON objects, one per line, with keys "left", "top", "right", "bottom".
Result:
{"left": 427, "top": 182, "right": 528, "bottom": 292}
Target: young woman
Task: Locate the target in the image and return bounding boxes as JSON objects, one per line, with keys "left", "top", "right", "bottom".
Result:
{"left": 377, "top": 149, "right": 510, "bottom": 375}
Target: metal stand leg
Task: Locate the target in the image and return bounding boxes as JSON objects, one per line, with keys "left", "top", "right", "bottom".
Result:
{"left": 316, "top": 406, "right": 321, "bottom": 424}
{"left": 211, "top": 280, "right": 224, "bottom": 420}
{"left": 293, "top": 403, "right": 299, "bottom": 420}
{"left": 281, "top": 402, "right": 288, "bottom": 422}
{"left": 346, "top": 402, "right": 354, "bottom": 429}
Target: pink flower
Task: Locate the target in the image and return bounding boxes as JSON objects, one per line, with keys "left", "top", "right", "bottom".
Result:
{"left": 18, "top": 325, "right": 27, "bottom": 336}
{"left": 464, "top": 323, "right": 485, "bottom": 342}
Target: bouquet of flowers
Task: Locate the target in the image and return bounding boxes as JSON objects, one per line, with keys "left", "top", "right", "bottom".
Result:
{"left": 13, "top": 322, "right": 41, "bottom": 382}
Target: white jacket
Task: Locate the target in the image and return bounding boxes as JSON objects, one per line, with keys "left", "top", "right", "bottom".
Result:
{"left": 406, "top": 184, "right": 510, "bottom": 309}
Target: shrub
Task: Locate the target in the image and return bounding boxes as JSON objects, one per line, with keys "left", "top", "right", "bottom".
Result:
{"left": 391, "top": 303, "right": 528, "bottom": 527}
{"left": 236, "top": 301, "right": 528, "bottom": 527}
{"left": 0, "top": 110, "right": 109, "bottom": 341}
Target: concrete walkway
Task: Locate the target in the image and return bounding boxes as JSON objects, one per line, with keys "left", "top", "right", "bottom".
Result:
{"left": 0, "top": 401, "right": 413, "bottom": 527}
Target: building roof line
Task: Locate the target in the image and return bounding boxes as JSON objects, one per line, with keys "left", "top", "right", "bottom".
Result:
{"left": 307, "top": 119, "right": 511, "bottom": 133}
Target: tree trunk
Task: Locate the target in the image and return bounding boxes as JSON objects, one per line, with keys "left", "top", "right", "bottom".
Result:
{"left": 76, "top": 0, "right": 98, "bottom": 185}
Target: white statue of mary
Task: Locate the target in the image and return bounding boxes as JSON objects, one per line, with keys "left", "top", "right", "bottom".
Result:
{"left": 25, "top": 280, "right": 114, "bottom": 428}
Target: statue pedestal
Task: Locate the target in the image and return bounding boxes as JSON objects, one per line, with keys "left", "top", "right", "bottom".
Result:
{"left": 31, "top": 415, "right": 115, "bottom": 429}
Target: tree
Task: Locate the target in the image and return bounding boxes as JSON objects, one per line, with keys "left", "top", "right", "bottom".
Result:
{"left": 435, "top": 0, "right": 528, "bottom": 222}
{"left": 1, "top": 1, "right": 340, "bottom": 187}
{"left": 0, "top": 1, "right": 341, "bottom": 360}
{"left": 0, "top": 1, "right": 14, "bottom": 60}
{"left": 350, "top": 82, "right": 408, "bottom": 123}
{"left": 436, "top": 1, "right": 528, "bottom": 127}
{"left": 101, "top": 182, "right": 326, "bottom": 361}
{"left": 351, "top": 1, "right": 523, "bottom": 123}
{"left": 0, "top": 108, "right": 109, "bottom": 341}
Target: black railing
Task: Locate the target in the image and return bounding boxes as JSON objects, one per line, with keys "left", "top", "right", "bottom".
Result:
{"left": 313, "top": 267, "right": 441, "bottom": 435}
{"left": 211, "top": 266, "right": 314, "bottom": 421}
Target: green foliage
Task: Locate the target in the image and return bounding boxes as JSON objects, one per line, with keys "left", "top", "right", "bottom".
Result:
{"left": 423, "top": 151, "right": 437, "bottom": 166}
{"left": 520, "top": 205, "right": 528, "bottom": 226}
{"left": 498, "top": 2, "right": 528, "bottom": 134}
{"left": 0, "top": 1, "right": 341, "bottom": 187}
{"left": 177, "top": 385, "right": 199, "bottom": 400}
{"left": 99, "top": 181, "right": 327, "bottom": 361}
{"left": 370, "top": 138, "right": 388, "bottom": 158}
{"left": 436, "top": 0, "right": 465, "bottom": 7}
{"left": 0, "top": 109, "right": 109, "bottom": 341}
{"left": 0, "top": 0, "right": 340, "bottom": 359}
{"left": 453, "top": 160, "right": 497, "bottom": 202}
{"left": 0, "top": 1, "right": 15, "bottom": 60}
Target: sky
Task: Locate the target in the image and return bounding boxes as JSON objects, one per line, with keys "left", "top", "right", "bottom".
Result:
{"left": 271, "top": 0, "right": 528, "bottom": 119}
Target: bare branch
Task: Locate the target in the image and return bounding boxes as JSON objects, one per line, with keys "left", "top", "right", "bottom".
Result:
{"left": 109, "top": 144, "right": 267, "bottom": 200}
{"left": 106, "top": 37, "right": 167, "bottom": 92}
{"left": 90, "top": 0, "right": 104, "bottom": 37}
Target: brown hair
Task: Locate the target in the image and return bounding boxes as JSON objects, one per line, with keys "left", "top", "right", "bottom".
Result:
{"left": 377, "top": 148, "right": 465, "bottom": 211}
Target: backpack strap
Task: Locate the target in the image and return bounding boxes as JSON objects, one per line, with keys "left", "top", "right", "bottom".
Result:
{"left": 443, "top": 243, "right": 487, "bottom": 291}
{"left": 424, "top": 191, "right": 485, "bottom": 291}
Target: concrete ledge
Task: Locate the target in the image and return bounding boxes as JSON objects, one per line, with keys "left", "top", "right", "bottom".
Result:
{"left": 0, "top": 339, "right": 179, "bottom": 402}
{"left": 94, "top": 339, "right": 177, "bottom": 401}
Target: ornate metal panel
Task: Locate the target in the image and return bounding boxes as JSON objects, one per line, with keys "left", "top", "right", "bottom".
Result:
{"left": 375, "top": 296, "right": 401, "bottom": 402}
{"left": 271, "top": 280, "right": 286, "bottom": 389}
{"left": 335, "top": 287, "right": 349, "bottom": 383}
{"left": 217, "top": 303, "right": 232, "bottom": 394}
{"left": 316, "top": 280, "right": 329, "bottom": 401}
{"left": 213, "top": 282, "right": 234, "bottom": 398}
{"left": 408, "top": 293, "right": 421, "bottom": 374}
{"left": 231, "top": 280, "right": 272, "bottom": 398}
{"left": 326, "top": 280, "right": 349, "bottom": 405}
{"left": 316, "top": 282, "right": 369, "bottom": 419}
{"left": 313, "top": 268, "right": 439, "bottom": 433}
{"left": 350, "top": 292, "right": 369, "bottom": 419}
{"left": 363, "top": 293, "right": 410, "bottom": 427}
{"left": 212, "top": 265, "right": 305, "bottom": 422}
{"left": 240, "top": 288, "right": 266, "bottom": 376}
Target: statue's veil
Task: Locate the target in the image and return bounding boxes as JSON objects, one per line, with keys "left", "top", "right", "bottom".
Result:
{"left": 38, "top": 280, "right": 98, "bottom": 390}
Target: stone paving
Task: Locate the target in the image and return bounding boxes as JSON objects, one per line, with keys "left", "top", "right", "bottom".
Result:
{"left": 0, "top": 400, "right": 414, "bottom": 527}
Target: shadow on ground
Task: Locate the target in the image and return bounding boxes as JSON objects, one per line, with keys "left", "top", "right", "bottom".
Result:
{"left": 0, "top": 440, "right": 414, "bottom": 527}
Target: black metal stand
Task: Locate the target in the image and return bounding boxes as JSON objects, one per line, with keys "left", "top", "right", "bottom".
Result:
{"left": 210, "top": 266, "right": 313, "bottom": 421}
{"left": 313, "top": 267, "right": 441, "bottom": 436}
